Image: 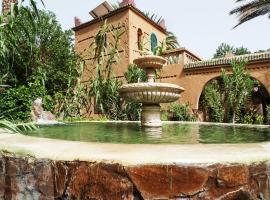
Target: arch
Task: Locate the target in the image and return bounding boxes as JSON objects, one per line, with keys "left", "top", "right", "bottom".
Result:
{"left": 196, "top": 74, "right": 270, "bottom": 110}
{"left": 196, "top": 75, "right": 270, "bottom": 122}
{"left": 195, "top": 75, "right": 221, "bottom": 110}
{"left": 150, "top": 33, "right": 158, "bottom": 53}
{"left": 137, "top": 28, "right": 143, "bottom": 50}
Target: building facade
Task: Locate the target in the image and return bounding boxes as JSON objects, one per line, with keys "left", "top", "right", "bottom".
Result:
{"left": 73, "top": 3, "right": 170, "bottom": 80}
{"left": 73, "top": 1, "right": 270, "bottom": 118}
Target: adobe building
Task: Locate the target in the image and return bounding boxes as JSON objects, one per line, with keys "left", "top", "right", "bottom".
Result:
{"left": 73, "top": 1, "right": 270, "bottom": 117}
{"left": 73, "top": 0, "right": 169, "bottom": 80}
{"left": 2, "top": 0, "right": 17, "bottom": 14}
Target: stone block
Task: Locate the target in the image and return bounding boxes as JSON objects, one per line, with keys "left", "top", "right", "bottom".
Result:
{"left": 35, "top": 161, "right": 54, "bottom": 198}
{"left": 126, "top": 165, "right": 208, "bottom": 199}
{"left": 66, "top": 162, "right": 134, "bottom": 200}
{"left": 217, "top": 165, "right": 249, "bottom": 188}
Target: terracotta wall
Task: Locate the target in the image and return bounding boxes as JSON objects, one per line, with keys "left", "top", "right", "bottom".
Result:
{"left": 2, "top": 0, "right": 17, "bottom": 13}
{"left": 128, "top": 10, "right": 167, "bottom": 63}
{"left": 74, "top": 10, "right": 130, "bottom": 80}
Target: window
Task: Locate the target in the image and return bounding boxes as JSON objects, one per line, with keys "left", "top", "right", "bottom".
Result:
{"left": 137, "top": 28, "right": 143, "bottom": 50}
{"left": 150, "top": 33, "right": 158, "bottom": 53}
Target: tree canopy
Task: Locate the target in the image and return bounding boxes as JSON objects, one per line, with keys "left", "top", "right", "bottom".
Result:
{"left": 213, "top": 43, "right": 251, "bottom": 58}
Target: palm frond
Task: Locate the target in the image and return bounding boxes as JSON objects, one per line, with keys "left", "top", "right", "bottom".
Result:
{"left": 166, "top": 32, "right": 180, "bottom": 50}
{"left": 111, "top": 1, "right": 121, "bottom": 10}
{"left": 143, "top": 12, "right": 164, "bottom": 24}
{"left": 0, "top": 120, "right": 36, "bottom": 133}
{"left": 230, "top": 0, "right": 270, "bottom": 27}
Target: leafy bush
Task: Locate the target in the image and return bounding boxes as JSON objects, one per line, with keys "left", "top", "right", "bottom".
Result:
{"left": 168, "top": 103, "right": 196, "bottom": 122}
{"left": 124, "top": 64, "right": 147, "bottom": 84}
{"left": 161, "top": 110, "right": 169, "bottom": 121}
{"left": 243, "top": 114, "right": 253, "bottom": 124}
{"left": 0, "top": 81, "right": 52, "bottom": 122}
{"left": 254, "top": 115, "right": 264, "bottom": 125}
{"left": 124, "top": 103, "right": 142, "bottom": 121}
{"left": 1, "top": 8, "right": 77, "bottom": 96}
{"left": 267, "top": 105, "right": 270, "bottom": 125}
{"left": 200, "top": 80, "right": 224, "bottom": 122}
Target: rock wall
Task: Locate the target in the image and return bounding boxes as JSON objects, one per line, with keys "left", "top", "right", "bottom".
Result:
{"left": 0, "top": 152, "right": 269, "bottom": 200}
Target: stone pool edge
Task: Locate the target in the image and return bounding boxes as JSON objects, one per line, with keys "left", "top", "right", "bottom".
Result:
{"left": 0, "top": 133, "right": 270, "bottom": 166}
{"left": 0, "top": 132, "right": 270, "bottom": 199}
{"left": 0, "top": 144, "right": 269, "bottom": 199}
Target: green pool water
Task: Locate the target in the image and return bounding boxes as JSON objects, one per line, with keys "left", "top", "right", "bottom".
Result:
{"left": 25, "top": 122, "right": 270, "bottom": 144}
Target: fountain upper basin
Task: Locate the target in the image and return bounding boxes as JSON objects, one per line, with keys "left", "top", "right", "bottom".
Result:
{"left": 120, "top": 82, "right": 184, "bottom": 103}
{"left": 133, "top": 55, "right": 166, "bottom": 70}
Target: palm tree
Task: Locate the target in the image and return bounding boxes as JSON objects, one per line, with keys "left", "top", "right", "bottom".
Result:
{"left": 230, "top": 0, "right": 270, "bottom": 27}
{"left": 165, "top": 32, "right": 180, "bottom": 51}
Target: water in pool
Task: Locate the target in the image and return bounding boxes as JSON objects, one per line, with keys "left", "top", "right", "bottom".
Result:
{"left": 24, "top": 122, "right": 270, "bottom": 144}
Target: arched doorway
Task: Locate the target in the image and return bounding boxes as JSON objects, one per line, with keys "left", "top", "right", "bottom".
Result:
{"left": 198, "top": 77, "right": 270, "bottom": 123}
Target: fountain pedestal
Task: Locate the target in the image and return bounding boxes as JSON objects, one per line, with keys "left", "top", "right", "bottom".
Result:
{"left": 120, "top": 53, "right": 185, "bottom": 128}
{"left": 141, "top": 104, "right": 161, "bottom": 127}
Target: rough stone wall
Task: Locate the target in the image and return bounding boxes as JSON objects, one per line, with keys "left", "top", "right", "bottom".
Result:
{"left": 2, "top": 0, "right": 17, "bottom": 14}
{"left": 0, "top": 152, "right": 269, "bottom": 200}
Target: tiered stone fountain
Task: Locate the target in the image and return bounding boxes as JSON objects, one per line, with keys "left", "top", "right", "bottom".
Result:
{"left": 120, "top": 54, "right": 184, "bottom": 127}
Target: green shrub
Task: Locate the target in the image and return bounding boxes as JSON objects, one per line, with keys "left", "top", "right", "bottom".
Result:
{"left": 254, "top": 115, "right": 264, "bottom": 125}
{"left": 0, "top": 81, "right": 52, "bottom": 122}
{"left": 243, "top": 114, "right": 253, "bottom": 124}
{"left": 168, "top": 103, "right": 196, "bottom": 122}
{"left": 124, "top": 64, "right": 147, "bottom": 83}
{"left": 161, "top": 110, "right": 169, "bottom": 121}
{"left": 200, "top": 80, "right": 224, "bottom": 122}
{"left": 124, "top": 103, "right": 142, "bottom": 121}
{"left": 1, "top": 8, "right": 77, "bottom": 96}
{"left": 267, "top": 105, "right": 270, "bottom": 125}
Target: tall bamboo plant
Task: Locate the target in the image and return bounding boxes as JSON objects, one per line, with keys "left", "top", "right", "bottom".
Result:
{"left": 0, "top": 0, "right": 44, "bottom": 84}
{"left": 87, "top": 20, "right": 126, "bottom": 120}
{"left": 221, "top": 62, "right": 254, "bottom": 123}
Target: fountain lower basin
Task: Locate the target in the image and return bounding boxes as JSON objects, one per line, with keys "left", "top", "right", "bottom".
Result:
{"left": 119, "top": 82, "right": 184, "bottom": 103}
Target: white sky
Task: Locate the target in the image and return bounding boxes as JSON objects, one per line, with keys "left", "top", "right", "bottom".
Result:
{"left": 3, "top": 0, "right": 270, "bottom": 59}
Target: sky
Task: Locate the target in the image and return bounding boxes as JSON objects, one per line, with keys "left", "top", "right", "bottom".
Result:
{"left": 3, "top": 0, "right": 270, "bottom": 59}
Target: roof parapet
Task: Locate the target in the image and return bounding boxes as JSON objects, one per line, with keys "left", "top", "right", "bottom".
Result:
{"left": 184, "top": 51, "right": 270, "bottom": 70}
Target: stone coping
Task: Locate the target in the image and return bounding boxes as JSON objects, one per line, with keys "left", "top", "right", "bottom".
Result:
{"left": 63, "top": 120, "right": 270, "bottom": 129}
{"left": 184, "top": 51, "right": 270, "bottom": 70}
{"left": 0, "top": 132, "right": 270, "bottom": 166}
